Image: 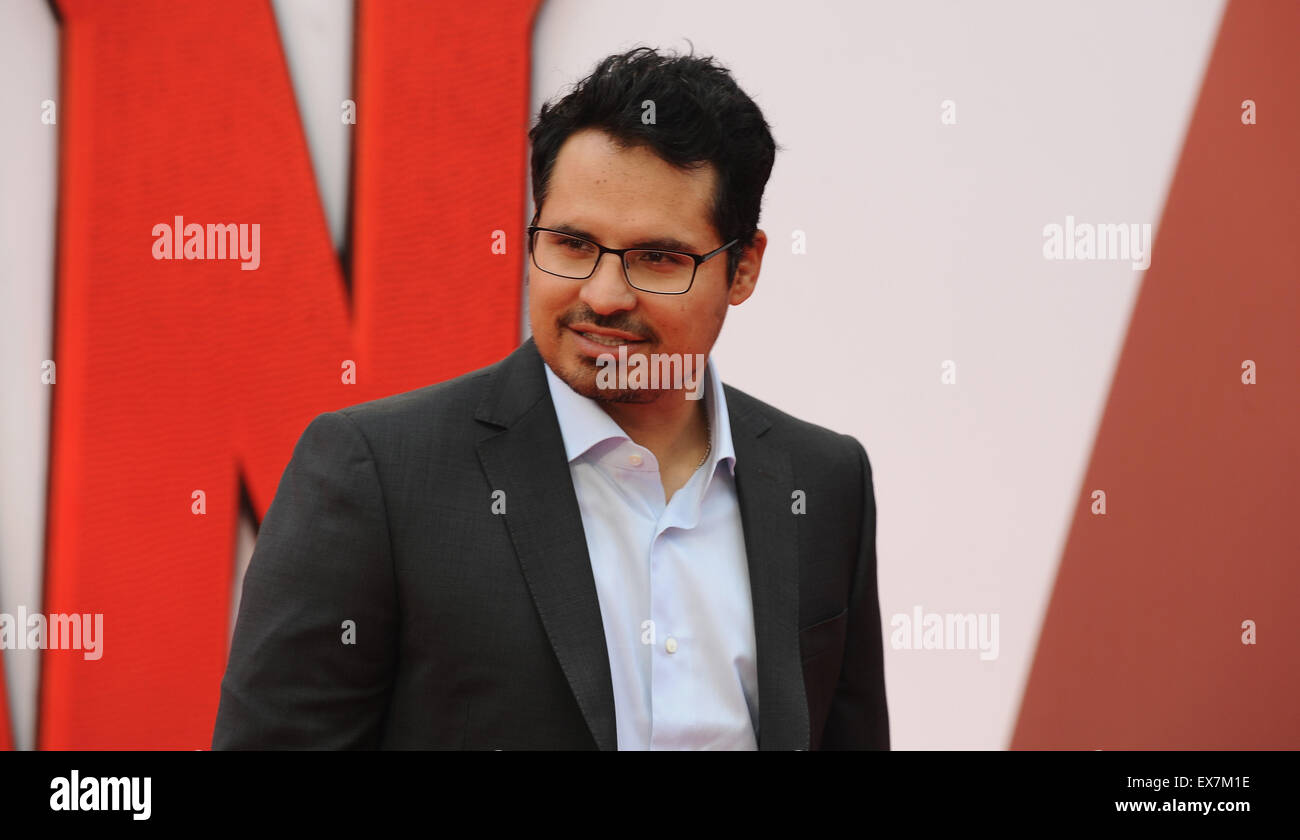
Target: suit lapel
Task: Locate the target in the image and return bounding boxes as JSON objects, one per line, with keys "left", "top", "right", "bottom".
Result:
{"left": 727, "top": 386, "right": 810, "bottom": 750}
{"left": 472, "top": 338, "right": 807, "bottom": 751}
{"left": 474, "top": 339, "right": 618, "bottom": 750}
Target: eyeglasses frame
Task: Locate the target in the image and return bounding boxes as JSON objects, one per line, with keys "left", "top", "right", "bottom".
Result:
{"left": 526, "top": 225, "right": 739, "bottom": 295}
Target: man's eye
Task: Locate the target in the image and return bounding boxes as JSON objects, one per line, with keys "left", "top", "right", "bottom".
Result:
{"left": 633, "top": 251, "right": 690, "bottom": 268}
{"left": 560, "top": 238, "right": 594, "bottom": 252}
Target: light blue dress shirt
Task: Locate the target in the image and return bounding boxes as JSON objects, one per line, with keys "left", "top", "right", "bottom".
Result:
{"left": 542, "top": 355, "right": 759, "bottom": 749}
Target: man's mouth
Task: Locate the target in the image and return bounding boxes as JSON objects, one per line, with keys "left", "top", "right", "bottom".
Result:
{"left": 568, "top": 325, "right": 648, "bottom": 347}
{"left": 577, "top": 331, "right": 634, "bottom": 346}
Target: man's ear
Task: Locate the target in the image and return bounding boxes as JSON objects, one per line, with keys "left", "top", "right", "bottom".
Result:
{"left": 728, "top": 229, "right": 766, "bottom": 305}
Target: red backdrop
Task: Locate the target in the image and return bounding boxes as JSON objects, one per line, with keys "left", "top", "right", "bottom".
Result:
{"left": 33, "top": 0, "right": 540, "bottom": 748}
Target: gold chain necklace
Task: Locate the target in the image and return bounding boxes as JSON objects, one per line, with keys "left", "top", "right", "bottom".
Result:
{"left": 696, "top": 408, "right": 712, "bottom": 470}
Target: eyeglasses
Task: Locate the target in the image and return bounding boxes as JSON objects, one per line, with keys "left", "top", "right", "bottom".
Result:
{"left": 527, "top": 225, "right": 739, "bottom": 295}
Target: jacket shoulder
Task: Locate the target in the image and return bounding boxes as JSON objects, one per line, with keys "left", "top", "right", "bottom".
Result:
{"left": 345, "top": 356, "right": 501, "bottom": 418}
{"left": 324, "top": 354, "right": 505, "bottom": 442}
{"left": 723, "top": 382, "right": 867, "bottom": 458}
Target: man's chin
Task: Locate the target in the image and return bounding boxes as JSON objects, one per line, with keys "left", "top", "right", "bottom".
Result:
{"left": 564, "top": 373, "right": 659, "bottom": 404}
{"left": 537, "top": 340, "right": 662, "bottom": 403}
{"left": 549, "top": 357, "right": 653, "bottom": 403}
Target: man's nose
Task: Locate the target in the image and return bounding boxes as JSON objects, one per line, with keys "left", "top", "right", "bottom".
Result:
{"left": 580, "top": 251, "right": 637, "bottom": 313}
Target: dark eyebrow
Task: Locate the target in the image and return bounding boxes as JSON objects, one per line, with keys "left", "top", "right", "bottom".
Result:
{"left": 548, "top": 223, "right": 698, "bottom": 253}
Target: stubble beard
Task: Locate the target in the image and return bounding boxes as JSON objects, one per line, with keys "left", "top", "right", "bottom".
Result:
{"left": 561, "top": 353, "right": 662, "bottom": 404}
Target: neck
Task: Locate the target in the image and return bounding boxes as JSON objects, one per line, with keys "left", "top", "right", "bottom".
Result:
{"left": 600, "top": 387, "right": 711, "bottom": 472}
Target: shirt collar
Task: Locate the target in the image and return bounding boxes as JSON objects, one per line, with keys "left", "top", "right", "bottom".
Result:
{"left": 542, "top": 352, "right": 737, "bottom": 478}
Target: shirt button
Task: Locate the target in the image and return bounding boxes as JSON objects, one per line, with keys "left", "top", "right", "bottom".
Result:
{"left": 628, "top": 453, "right": 643, "bottom": 467}
{"left": 665, "top": 637, "right": 678, "bottom": 654}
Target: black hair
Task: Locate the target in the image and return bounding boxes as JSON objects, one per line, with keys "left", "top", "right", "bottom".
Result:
{"left": 528, "top": 45, "right": 778, "bottom": 285}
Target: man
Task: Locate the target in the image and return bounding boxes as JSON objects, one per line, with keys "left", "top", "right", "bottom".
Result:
{"left": 213, "top": 46, "right": 888, "bottom": 750}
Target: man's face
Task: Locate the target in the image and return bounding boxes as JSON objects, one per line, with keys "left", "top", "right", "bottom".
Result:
{"left": 528, "top": 128, "right": 754, "bottom": 403}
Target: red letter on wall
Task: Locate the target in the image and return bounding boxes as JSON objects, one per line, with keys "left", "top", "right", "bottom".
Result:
{"left": 38, "top": 0, "right": 541, "bottom": 748}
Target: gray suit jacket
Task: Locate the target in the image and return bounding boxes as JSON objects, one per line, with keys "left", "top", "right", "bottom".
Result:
{"left": 212, "top": 337, "right": 888, "bottom": 749}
